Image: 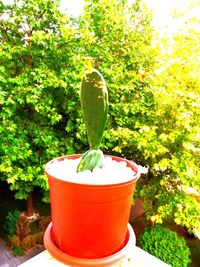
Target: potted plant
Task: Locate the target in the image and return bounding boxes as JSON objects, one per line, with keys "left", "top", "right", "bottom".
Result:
{"left": 44, "top": 67, "right": 141, "bottom": 266}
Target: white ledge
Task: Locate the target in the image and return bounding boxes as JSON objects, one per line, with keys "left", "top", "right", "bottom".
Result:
{"left": 19, "top": 246, "right": 171, "bottom": 267}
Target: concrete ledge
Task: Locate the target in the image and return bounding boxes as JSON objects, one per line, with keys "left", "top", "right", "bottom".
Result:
{"left": 19, "top": 246, "right": 171, "bottom": 267}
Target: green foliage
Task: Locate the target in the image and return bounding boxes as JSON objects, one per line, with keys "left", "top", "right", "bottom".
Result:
{"left": 3, "top": 210, "right": 20, "bottom": 236}
{"left": 138, "top": 27, "right": 200, "bottom": 238}
{"left": 0, "top": 0, "right": 84, "bottom": 201}
{"left": 139, "top": 225, "right": 191, "bottom": 267}
{"left": 12, "top": 246, "right": 24, "bottom": 257}
{"left": 77, "top": 0, "right": 155, "bottom": 155}
{"left": 0, "top": 0, "right": 153, "bottom": 200}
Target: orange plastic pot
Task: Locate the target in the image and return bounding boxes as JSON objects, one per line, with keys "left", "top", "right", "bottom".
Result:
{"left": 45, "top": 154, "right": 140, "bottom": 259}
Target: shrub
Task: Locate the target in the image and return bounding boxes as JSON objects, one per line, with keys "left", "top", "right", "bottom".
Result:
{"left": 8, "top": 234, "right": 21, "bottom": 248}
{"left": 12, "top": 246, "right": 24, "bottom": 257}
{"left": 29, "top": 220, "right": 38, "bottom": 234}
{"left": 34, "top": 231, "right": 44, "bottom": 244}
{"left": 30, "top": 233, "right": 40, "bottom": 247}
{"left": 139, "top": 224, "right": 191, "bottom": 267}
{"left": 38, "top": 216, "right": 51, "bottom": 231}
{"left": 16, "top": 214, "right": 31, "bottom": 240}
{"left": 3, "top": 210, "right": 20, "bottom": 236}
{"left": 21, "top": 231, "right": 44, "bottom": 251}
{"left": 21, "top": 235, "right": 35, "bottom": 251}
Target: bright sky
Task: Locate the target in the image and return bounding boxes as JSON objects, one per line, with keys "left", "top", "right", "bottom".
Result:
{"left": 145, "top": 0, "right": 200, "bottom": 33}
{"left": 60, "top": 0, "right": 85, "bottom": 17}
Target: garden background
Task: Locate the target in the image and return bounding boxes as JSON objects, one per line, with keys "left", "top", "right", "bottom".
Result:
{"left": 0, "top": 0, "right": 199, "bottom": 266}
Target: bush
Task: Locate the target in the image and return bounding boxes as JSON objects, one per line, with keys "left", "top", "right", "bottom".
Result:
{"left": 34, "top": 231, "right": 44, "bottom": 244}
{"left": 21, "top": 235, "right": 35, "bottom": 251}
{"left": 16, "top": 214, "right": 31, "bottom": 240}
{"left": 12, "top": 246, "right": 24, "bottom": 257}
{"left": 139, "top": 224, "right": 191, "bottom": 267}
{"left": 38, "top": 216, "right": 51, "bottom": 231}
{"left": 8, "top": 234, "right": 21, "bottom": 248}
{"left": 21, "top": 232, "right": 44, "bottom": 251}
{"left": 3, "top": 210, "right": 20, "bottom": 236}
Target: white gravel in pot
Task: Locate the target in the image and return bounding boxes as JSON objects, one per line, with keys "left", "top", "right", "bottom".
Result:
{"left": 46, "top": 156, "right": 137, "bottom": 185}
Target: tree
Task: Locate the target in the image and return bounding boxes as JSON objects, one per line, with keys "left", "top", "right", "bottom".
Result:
{"left": 0, "top": 0, "right": 83, "bottom": 214}
{"left": 139, "top": 27, "right": 200, "bottom": 238}
{"left": 76, "top": 0, "right": 155, "bottom": 157}
{"left": 76, "top": 0, "right": 200, "bottom": 238}
{"left": 0, "top": 0, "right": 156, "bottom": 221}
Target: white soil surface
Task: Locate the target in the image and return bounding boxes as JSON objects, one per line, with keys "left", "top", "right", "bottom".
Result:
{"left": 46, "top": 156, "right": 137, "bottom": 185}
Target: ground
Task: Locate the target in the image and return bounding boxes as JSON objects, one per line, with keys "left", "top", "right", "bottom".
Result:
{"left": 0, "top": 238, "right": 44, "bottom": 267}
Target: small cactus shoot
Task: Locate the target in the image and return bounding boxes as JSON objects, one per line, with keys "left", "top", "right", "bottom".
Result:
{"left": 77, "top": 68, "right": 108, "bottom": 172}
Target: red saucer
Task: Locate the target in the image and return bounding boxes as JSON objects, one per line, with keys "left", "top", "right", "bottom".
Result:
{"left": 44, "top": 222, "right": 136, "bottom": 266}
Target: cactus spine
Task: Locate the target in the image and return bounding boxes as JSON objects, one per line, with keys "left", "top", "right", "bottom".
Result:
{"left": 77, "top": 68, "right": 108, "bottom": 172}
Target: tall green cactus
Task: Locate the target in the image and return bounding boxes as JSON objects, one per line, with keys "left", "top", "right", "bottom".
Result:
{"left": 77, "top": 68, "right": 108, "bottom": 172}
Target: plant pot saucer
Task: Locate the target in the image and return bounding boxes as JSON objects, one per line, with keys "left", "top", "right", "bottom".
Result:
{"left": 44, "top": 222, "right": 136, "bottom": 266}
